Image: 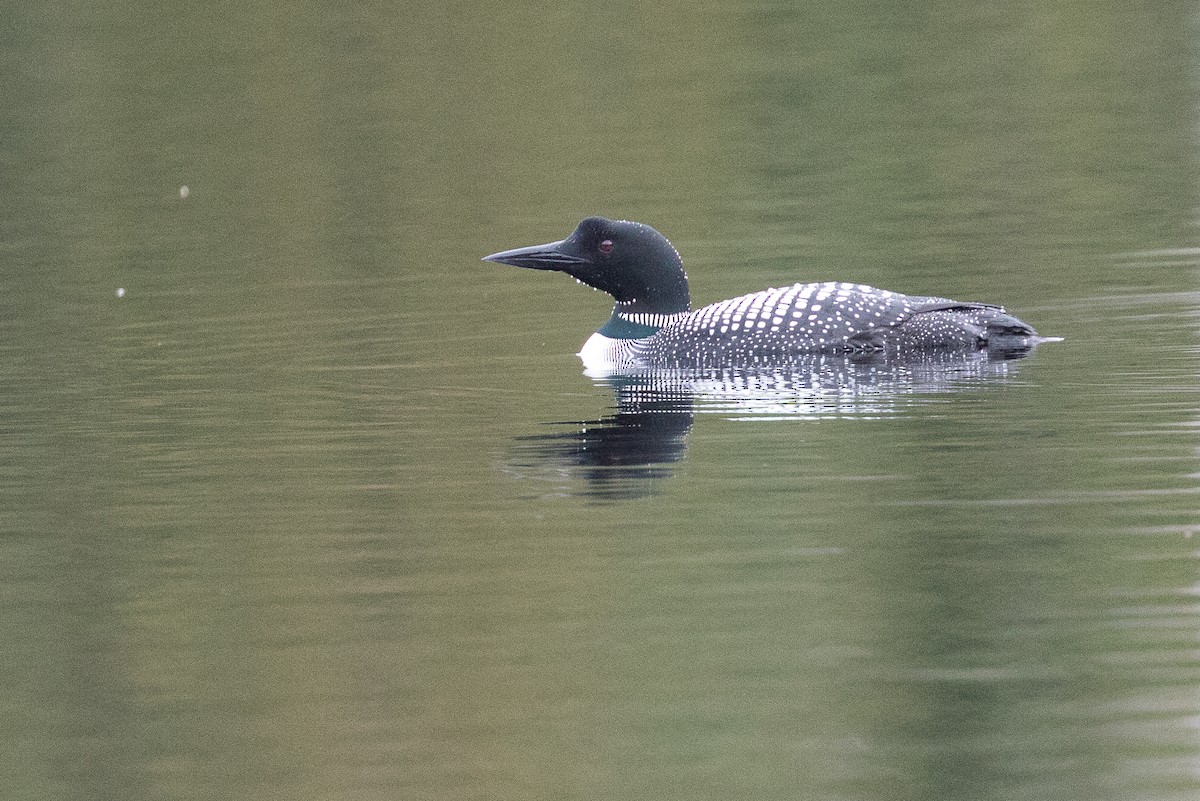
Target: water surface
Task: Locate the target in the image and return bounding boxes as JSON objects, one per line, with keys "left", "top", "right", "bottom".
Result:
{"left": 2, "top": 2, "right": 1198, "bottom": 800}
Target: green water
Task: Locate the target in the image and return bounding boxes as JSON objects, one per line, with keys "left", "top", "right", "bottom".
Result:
{"left": 2, "top": 2, "right": 1198, "bottom": 800}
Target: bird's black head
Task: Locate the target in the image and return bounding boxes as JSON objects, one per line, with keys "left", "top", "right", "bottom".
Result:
{"left": 483, "top": 217, "right": 690, "bottom": 315}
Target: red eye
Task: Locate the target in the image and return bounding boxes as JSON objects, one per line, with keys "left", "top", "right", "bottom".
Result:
{"left": 598, "top": 239, "right": 614, "bottom": 254}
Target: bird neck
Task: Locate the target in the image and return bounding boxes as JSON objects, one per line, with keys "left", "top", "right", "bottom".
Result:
{"left": 604, "top": 261, "right": 690, "bottom": 317}
{"left": 598, "top": 306, "right": 689, "bottom": 340}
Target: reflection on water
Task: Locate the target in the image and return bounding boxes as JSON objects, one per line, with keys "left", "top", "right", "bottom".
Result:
{"left": 507, "top": 381, "right": 694, "bottom": 501}
{"left": 509, "top": 349, "right": 1033, "bottom": 499}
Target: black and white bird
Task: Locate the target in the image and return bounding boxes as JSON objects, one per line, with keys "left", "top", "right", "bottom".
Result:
{"left": 484, "top": 217, "right": 1049, "bottom": 372}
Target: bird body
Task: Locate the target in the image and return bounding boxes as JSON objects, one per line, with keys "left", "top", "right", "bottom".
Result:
{"left": 484, "top": 217, "right": 1048, "bottom": 372}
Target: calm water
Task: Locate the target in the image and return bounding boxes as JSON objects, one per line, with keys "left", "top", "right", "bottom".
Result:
{"left": 3, "top": 2, "right": 1199, "bottom": 800}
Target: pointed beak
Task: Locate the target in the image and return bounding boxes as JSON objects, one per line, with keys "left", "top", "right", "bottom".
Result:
{"left": 482, "top": 240, "right": 591, "bottom": 271}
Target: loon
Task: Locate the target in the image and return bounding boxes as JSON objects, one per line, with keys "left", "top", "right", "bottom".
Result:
{"left": 484, "top": 217, "right": 1047, "bottom": 372}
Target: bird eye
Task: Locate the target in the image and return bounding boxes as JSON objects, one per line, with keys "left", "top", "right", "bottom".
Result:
{"left": 598, "top": 239, "right": 614, "bottom": 254}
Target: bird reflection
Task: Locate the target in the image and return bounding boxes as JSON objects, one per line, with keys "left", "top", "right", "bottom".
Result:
{"left": 506, "top": 349, "right": 1034, "bottom": 500}
{"left": 508, "top": 375, "right": 695, "bottom": 501}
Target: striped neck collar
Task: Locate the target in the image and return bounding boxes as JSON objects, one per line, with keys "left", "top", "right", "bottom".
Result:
{"left": 598, "top": 308, "right": 689, "bottom": 340}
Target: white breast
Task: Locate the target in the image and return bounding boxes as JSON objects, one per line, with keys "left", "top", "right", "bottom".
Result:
{"left": 577, "top": 332, "right": 648, "bottom": 375}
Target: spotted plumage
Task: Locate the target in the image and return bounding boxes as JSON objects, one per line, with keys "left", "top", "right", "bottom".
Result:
{"left": 484, "top": 217, "right": 1048, "bottom": 372}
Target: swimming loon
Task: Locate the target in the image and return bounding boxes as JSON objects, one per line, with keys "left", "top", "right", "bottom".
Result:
{"left": 484, "top": 217, "right": 1047, "bottom": 372}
